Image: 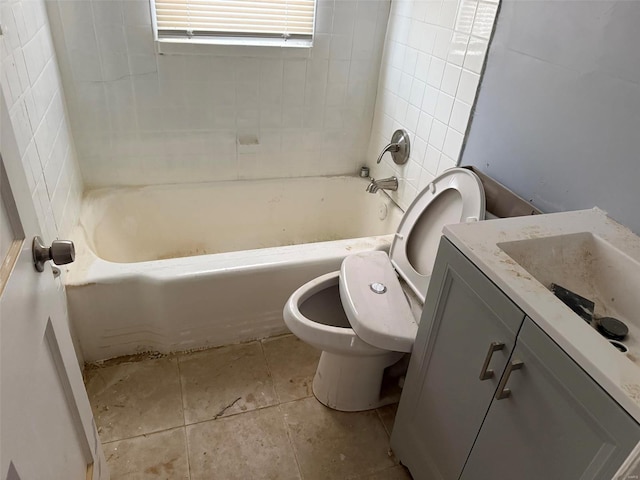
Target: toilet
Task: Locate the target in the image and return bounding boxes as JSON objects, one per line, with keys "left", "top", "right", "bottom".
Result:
{"left": 283, "top": 168, "right": 485, "bottom": 411}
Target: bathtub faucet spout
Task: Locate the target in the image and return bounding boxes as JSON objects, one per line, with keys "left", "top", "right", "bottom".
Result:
{"left": 366, "top": 177, "right": 398, "bottom": 194}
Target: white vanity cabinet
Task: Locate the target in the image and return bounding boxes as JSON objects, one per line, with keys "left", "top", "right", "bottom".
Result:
{"left": 392, "top": 238, "right": 640, "bottom": 480}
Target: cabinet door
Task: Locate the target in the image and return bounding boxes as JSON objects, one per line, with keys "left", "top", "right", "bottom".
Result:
{"left": 391, "top": 238, "right": 525, "bottom": 480}
{"left": 460, "top": 318, "right": 640, "bottom": 480}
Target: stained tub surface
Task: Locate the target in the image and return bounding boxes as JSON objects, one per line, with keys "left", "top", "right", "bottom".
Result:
{"left": 80, "top": 176, "right": 401, "bottom": 263}
{"left": 65, "top": 176, "right": 404, "bottom": 361}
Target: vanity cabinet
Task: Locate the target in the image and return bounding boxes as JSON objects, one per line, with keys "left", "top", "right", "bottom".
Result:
{"left": 391, "top": 238, "right": 525, "bottom": 479}
{"left": 459, "top": 317, "right": 639, "bottom": 480}
{"left": 392, "top": 238, "right": 640, "bottom": 480}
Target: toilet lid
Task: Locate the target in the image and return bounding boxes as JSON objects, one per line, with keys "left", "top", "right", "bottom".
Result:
{"left": 340, "top": 251, "right": 417, "bottom": 353}
{"left": 389, "top": 168, "right": 485, "bottom": 302}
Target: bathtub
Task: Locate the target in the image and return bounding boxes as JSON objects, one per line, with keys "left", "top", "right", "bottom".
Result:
{"left": 65, "top": 176, "right": 404, "bottom": 362}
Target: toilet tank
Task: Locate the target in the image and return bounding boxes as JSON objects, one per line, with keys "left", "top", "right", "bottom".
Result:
{"left": 462, "top": 166, "right": 542, "bottom": 218}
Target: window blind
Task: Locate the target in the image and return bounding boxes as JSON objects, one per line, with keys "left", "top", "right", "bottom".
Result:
{"left": 153, "top": 0, "right": 316, "bottom": 43}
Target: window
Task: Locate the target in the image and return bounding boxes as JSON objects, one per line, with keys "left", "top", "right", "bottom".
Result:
{"left": 151, "top": 0, "right": 316, "bottom": 47}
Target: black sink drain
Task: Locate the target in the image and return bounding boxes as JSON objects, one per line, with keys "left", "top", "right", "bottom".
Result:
{"left": 596, "top": 317, "right": 629, "bottom": 341}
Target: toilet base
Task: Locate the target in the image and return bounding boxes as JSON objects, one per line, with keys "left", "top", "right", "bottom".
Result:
{"left": 312, "top": 350, "right": 405, "bottom": 412}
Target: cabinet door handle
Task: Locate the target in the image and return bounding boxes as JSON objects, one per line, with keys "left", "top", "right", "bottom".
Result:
{"left": 479, "top": 342, "right": 505, "bottom": 380}
{"left": 495, "top": 360, "right": 524, "bottom": 400}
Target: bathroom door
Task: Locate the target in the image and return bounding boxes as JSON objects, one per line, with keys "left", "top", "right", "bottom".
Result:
{"left": 1, "top": 94, "right": 107, "bottom": 479}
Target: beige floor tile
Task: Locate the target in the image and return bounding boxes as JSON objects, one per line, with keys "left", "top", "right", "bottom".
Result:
{"left": 179, "top": 342, "right": 277, "bottom": 424}
{"left": 85, "top": 358, "right": 183, "bottom": 443}
{"left": 356, "top": 465, "right": 413, "bottom": 479}
{"left": 282, "top": 397, "right": 396, "bottom": 480}
{"left": 103, "top": 427, "right": 189, "bottom": 479}
{"left": 187, "top": 406, "right": 301, "bottom": 480}
{"left": 262, "top": 334, "right": 321, "bottom": 403}
{"left": 376, "top": 403, "right": 399, "bottom": 436}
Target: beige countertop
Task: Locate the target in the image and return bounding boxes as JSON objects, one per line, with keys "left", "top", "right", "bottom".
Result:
{"left": 444, "top": 207, "right": 640, "bottom": 424}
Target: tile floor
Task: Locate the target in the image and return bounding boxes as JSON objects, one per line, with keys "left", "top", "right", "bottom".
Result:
{"left": 85, "top": 334, "right": 412, "bottom": 479}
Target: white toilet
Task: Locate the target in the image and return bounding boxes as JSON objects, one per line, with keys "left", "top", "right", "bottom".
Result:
{"left": 283, "top": 168, "right": 485, "bottom": 411}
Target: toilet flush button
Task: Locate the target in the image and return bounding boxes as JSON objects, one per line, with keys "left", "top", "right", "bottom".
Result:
{"left": 370, "top": 282, "right": 387, "bottom": 294}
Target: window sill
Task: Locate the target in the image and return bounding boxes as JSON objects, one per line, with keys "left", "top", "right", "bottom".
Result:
{"left": 156, "top": 37, "right": 313, "bottom": 56}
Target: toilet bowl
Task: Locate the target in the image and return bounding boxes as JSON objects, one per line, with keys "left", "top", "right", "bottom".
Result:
{"left": 283, "top": 168, "right": 485, "bottom": 411}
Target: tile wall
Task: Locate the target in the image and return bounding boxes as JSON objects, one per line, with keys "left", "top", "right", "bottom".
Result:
{"left": 367, "top": 0, "right": 498, "bottom": 209}
{"left": 0, "top": 0, "right": 83, "bottom": 241}
{"left": 47, "top": 0, "right": 391, "bottom": 188}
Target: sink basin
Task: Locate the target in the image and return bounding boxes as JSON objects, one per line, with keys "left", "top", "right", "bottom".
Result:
{"left": 498, "top": 232, "right": 640, "bottom": 340}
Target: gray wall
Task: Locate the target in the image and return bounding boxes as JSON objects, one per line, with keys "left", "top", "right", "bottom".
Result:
{"left": 461, "top": 0, "right": 640, "bottom": 233}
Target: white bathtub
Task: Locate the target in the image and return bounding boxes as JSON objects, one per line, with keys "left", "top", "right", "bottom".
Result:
{"left": 65, "top": 176, "right": 403, "bottom": 362}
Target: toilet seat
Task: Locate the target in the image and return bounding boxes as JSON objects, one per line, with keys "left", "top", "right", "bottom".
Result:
{"left": 390, "top": 168, "right": 485, "bottom": 302}
{"left": 340, "top": 251, "right": 416, "bottom": 353}
{"left": 340, "top": 168, "right": 485, "bottom": 352}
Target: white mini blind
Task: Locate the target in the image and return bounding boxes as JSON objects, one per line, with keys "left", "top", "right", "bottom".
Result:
{"left": 153, "top": 0, "right": 316, "bottom": 42}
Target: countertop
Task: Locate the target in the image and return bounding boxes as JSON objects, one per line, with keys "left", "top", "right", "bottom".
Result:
{"left": 443, "top": 207, "right": 640, "bottom": 423}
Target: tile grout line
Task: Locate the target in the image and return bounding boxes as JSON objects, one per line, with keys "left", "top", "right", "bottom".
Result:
{"left": 176, "top": 355, "right": 188, "bottom": 427}
{"left": 101, "top": 424, "right": 185, "bottom": 447}
{"left": 278, "top": 393, "right": 314, "bottom": 407}
{"left": 100, "top": 399, "right": 307, "bottom": 446}
{"left": 261, "top": 338, "right": 305, "bottom": 479}
{"left": 373, "top": 408, "right": 403, "bottom": 471}
{"left": 375, "top": 408, "right": 392, "bottom": 438}
{"left": 175, "top": 355, "right": 193, "bottom": 480}
{"left": 278, "top": 402, "right": 306, "bottom": 480}
{"left": 114, "top": 387, "right": 283, "bottom": 445}
{"left": 183, "top": 424, "right": 192, "bottom": 480}
{"left": 259, "top": 338, "right": 283, "bottom": 405}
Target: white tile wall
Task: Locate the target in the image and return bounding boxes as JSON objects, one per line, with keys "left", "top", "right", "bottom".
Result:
{"left": 47, "top": 0, "right": 391, "bottom": 188}
{"left": 0, "top": 0, "right": 83, "bottom": 241}
{"left": 367, "top": 0, "right": 498, "bottom": 209}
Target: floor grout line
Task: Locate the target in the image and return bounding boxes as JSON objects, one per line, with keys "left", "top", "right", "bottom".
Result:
{"left": 259, "top": 338, "right": 283, "bottom": 405}
{"left": 176, "top": 356, "right": 188, "bottom": 427}
{"left": 183, "top": 424, "right": 192, "bottom": 480}
{"left": 101, "top": 424, "right": 185, "bottom": 446}
{"left": 175, "top": 357, "right": 193, "bottom": 480}
{"left": 100, "top": 397, "right": 316, "bottom": 446}
{"left": 375, "top": 408, "right": 391, "bottom": 438}
{"left": 278, "top": 402, "right": 306, "bottom": 480}
{"left": 100, "top": 395, "right": 391, "bottom": 445}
